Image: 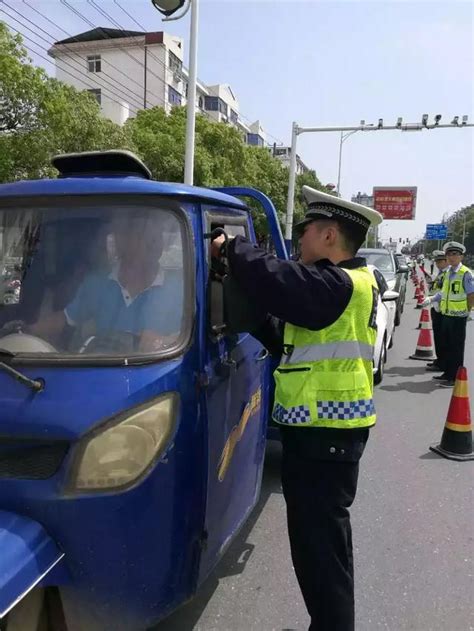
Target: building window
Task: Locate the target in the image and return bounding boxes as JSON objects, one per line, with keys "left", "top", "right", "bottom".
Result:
{"left": 168, "top": 85, "right": 182, "bottom": 106}
{"left": 247, "top": 133, "right": 264, "bottom": 147}
{"left": 87, "top": 88, "right": 101, "bottom": 105}
{"left": 198, "top": 96, "right": 204, "bottom": 109}
{"left": 87, "top": 55, "right": 101, "bottom": 73}
{"left": 230, "top": 109, "right": 238, "bottom": 124}
{"left": 204, "top": 96, "right": 227, "bottom": 116}
{"left": 204, "top": 96, "right": 218, "bottom": 112}
{"left": 168, "top": 50, "right": 182, "bottom": 75}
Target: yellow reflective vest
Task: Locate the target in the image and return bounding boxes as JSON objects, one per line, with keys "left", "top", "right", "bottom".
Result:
{"left": 440, "top": 264, "right": 470, "bottom": 317}
{"left": 273, "top": 266, "right": 377, "bottom": 430}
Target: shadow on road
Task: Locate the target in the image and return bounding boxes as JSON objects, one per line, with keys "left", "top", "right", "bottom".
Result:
{"left": 380, "top": 379, "right": 440, "bottom": 394}
{"left": 153, "top": 441, "right": 283, "bottom": 631}
{"left": 419, "top": 450, "right": 443, "bottom": 460}
{"left": 385, "top": 366, "right": 430, "bottom": 377}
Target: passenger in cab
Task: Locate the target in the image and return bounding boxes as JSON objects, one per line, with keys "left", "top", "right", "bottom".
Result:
{"left": 28, "top": 213, "right": 181, "bottom": 353}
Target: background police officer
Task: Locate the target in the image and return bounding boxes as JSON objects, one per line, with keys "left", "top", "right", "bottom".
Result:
{"left": 424, "top": 241, "right": 474, "bottom": 387}
{"left": 425, "top": 250, "right": 449, "bottom": 373}
{"left": 212, "top": 187, "right": 382, "bottom": 631}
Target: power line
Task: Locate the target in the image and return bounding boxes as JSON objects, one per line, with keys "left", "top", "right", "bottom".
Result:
{"left": 1, "top": 3, "right": 150, "bottom": 111}
{"left": 6, "top": 24, "right": 140, "bottom": 116}
{"left": 21, "top": 0, "right": 167, "bottom": 108}
{"left": 90, "top": 0, "right": 185, "bottom": 83}
{"left": 8, "top": 0, "right": 286, "bottom": 149}
{"left": 111, "top": 0, "right": 284, "bottom": 145}
{"left": 61, "top": 0, "right": 173, "bottom": 90}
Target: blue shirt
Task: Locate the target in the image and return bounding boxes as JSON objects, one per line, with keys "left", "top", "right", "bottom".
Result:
{"left": 65, "top": 269, "right": 183, "bottom": 336}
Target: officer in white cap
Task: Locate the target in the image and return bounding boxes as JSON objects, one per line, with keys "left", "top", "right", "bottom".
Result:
{"left": 425, "top": 250, "right": 449, "bottom": 372}
{"left": 423, "top": 241, "right": 474, "bottom": 386}
{"left": 212, "top": 187, "right": 382, "bottom": 631}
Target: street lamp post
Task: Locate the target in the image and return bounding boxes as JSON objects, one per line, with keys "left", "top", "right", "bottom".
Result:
{"left": 336, "top": 130, "right": 359, "bottom": 197}
{"left": 285, "top": 115, "right": 474, "bottom": 255}
{"left": 151, "top": 0, "right": 199, "bottom": 185}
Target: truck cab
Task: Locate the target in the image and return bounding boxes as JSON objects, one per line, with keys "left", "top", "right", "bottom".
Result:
{"left": 0, "top": 151, "right": 287, "bottom": 630}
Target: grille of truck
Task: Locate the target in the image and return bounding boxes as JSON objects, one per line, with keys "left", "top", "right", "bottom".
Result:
{"left": 0, "top": 440, "right": 69, "bottom": 479}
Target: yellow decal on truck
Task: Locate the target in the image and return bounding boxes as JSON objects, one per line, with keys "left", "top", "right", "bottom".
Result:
{"left": 217, "top": 388, "right": 262, "bottom": 482}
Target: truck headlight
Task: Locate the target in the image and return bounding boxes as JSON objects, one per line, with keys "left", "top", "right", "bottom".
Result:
{"left": 69, "top": 393, "right": 178, "bottom": 491}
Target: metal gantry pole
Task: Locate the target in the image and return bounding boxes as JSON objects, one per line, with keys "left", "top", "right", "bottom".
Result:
{"left": 184, "top": 0, "right": 199, "bottom": 185}
{"left": 285, "top": 121, "right": 299, "bottom": 254}
{"left": 284, "top": 119, "right": 474, "bottom": 247}
{"left": 336, "top": 131, "right": 343, "bottom": 196}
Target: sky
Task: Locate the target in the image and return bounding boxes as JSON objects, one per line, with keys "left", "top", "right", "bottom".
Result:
{"left": 1, "top": 0, "right": 473, "bottom": 242}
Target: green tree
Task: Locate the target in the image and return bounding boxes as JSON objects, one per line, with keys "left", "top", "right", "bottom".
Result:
{"left": 126, "top": 106, "right": 326, "bottom": 235}
{"left": 0, "top": 22, "right": 130, "bottom": 182}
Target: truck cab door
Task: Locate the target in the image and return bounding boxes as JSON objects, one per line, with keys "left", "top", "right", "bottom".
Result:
{"left": 197, "top": 210, "right": 269, "bottom": 583}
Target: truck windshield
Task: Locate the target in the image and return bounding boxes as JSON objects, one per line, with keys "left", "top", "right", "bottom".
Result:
{"left": 0, "top": 201, "right": 189, "bottom": 359}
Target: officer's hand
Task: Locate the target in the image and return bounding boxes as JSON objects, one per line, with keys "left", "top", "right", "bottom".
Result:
{"left": 211, "top": 235, "right": 226, "bottom": 259}
{"left": 421, "top": 297, "right": 432, "bottom": 307}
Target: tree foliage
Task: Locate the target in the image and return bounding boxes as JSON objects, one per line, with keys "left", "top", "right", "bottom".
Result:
{"left": 126, "top": 106, "right": 326, "bottom": 233}
{"left": 0, "top": 22, "right": 131, "bottom": 182}
{"left": 413, "top": 203, "right": 473, "bottom": 265}
{"left": 1, "top": 22, "right": 327, "bottom": 234}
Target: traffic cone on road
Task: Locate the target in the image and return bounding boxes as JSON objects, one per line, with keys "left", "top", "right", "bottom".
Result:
{"left": 414, "top": 283, "right": 421, "bottom": 301}
{"left": 430, "top": 367, "right": 474, "bottom": 461}
{"left": 415, "top": 287, "right": 425, "bottom": 309}
{"left": 417, "top": 306, "right": 432, "bottom": 330}
{"left": 409, "top": 310, "right": 435, "bottom": 360}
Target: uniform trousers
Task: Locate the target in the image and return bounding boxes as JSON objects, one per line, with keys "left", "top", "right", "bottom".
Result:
{"left": 431, "top": 309, "right": 445, "bottom": 369}
{"left": 442, "top": 315, "right": 468, "bottom": 380}
{"left": 281, "top": 435, "right": 365, "bottom": 631}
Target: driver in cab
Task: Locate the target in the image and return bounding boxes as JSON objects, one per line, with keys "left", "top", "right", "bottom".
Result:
{"left": 28, "top": 214, "right": 180, "bottom": 353}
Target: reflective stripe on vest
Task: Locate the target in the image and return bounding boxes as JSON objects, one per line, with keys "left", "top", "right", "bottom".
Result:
{"left": 273, "top": 266, "right": 377, "bottom": 430}
{"left": 285, "top": 340, "right": 375, "bottom": 364}
{"left": 440, "top": 265, "right": 470, "bottom": 317}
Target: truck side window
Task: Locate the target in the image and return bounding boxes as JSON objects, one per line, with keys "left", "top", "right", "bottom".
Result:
{"left": 206, "top": 214, "right": 249, "bottom": 337}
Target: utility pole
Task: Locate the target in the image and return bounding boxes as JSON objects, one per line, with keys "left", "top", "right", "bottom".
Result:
{"left": 285, "top": 115, "right": 474, "bottom": 256}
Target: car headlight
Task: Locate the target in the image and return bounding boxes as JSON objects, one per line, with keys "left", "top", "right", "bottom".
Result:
{"left": 387, "top": 279, "right": 397, "bottom": 290}
{"left": 69, "top": 393, "right": 178, "bottom": 492}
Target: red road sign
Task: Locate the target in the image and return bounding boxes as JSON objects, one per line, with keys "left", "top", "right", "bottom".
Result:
{"left": 373, "top": 187, "right": 417, "bottom": 220}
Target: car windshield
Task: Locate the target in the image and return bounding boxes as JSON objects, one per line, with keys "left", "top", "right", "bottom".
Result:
{"left": 360, "top": 251, "right": 395, "bottom": 273}
{"left": 0, "top": 201, "right": 189, "bottom": 359}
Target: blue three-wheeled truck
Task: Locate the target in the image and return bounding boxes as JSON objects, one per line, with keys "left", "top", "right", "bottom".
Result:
{"left": 0, "top": 151, "right": 287, "bottom": 630}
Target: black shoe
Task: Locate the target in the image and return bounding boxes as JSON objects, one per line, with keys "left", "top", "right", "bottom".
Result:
{"left": 426, "top": 365, "right": 442, "bottom": 372}
{"left": 438, "top": 380, "right": 455, "bottom": 388}
{"left": 433, "top": 374, "right": 449, "bottom": 380}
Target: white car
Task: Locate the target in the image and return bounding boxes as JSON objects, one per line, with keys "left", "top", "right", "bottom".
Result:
{"left": 367, "top": 265, "right": 398, "bottom": 384}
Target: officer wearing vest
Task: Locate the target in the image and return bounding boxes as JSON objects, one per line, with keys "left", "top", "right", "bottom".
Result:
{"left": 211, "top": 187, "right": 383, "bottom": 631}
{"left": 425, "top": 250, "right": 449, "bottom": 373}
{"left": 423, "top": 241, "right": 474, "bottom": 387}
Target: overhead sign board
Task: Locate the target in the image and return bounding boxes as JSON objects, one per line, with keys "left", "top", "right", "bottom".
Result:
{"left": 373, "top": 187, "right": 417, "bottom": 220}
{"left": 425, "top": 224, "right": 448, "bottom": 240}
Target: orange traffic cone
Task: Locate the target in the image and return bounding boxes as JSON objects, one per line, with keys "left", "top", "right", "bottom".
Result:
{"left": 409, "top": 310, "right": 435, "bottom": 360}
{"left": 416, "top": 306, "right": 431, "bottom": 329}
{"left": 430, "top": 367, "right": 474, "bottom": 461}
{"left": 415, "top": 288, "right": 425, "bottom": 309}
{"left": 414, "top": 283, "right": 421, "bottom": 300}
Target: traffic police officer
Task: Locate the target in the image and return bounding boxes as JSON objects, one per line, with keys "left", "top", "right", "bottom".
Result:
{"left": 212, "top": 187, "right": 382, "bottom": 631}
{"left": 425, "top": 250, "right": 449, "bottom": 373}
{"left": 423, "top": 241, "right": 474, "bottom": 387}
